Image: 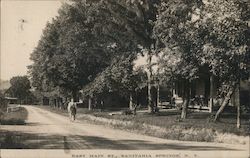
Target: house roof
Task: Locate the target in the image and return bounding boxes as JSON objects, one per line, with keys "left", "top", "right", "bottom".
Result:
{"left": 4, "top": 97, "right": 18, "bottom": 100}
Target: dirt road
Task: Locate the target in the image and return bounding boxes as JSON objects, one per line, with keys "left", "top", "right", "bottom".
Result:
{"left": 1, "top": 105, "right": 249, "bottom": 158}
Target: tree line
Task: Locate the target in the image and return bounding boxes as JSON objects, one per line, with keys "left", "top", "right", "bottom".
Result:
{"left": 28, "top": 0, "right": 249, "bottom": 124}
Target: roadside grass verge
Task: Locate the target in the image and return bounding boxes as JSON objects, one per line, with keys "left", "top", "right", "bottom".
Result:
{"left": 0, "top": 107, "right": 28, "bottom": 125}
{"left": 36, "top": 105, "right": 250, "bottom": 144}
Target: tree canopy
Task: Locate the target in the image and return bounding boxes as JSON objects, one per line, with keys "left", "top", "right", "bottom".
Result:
{"left": 153, "top": 0, "right": 249, "bottom": 119}
{"left": 29, "top": 0, "right": 249, "bottom": 121}
{"left": 6, "top": 76, "right": 31, "bottom": 103}
{"left": 82, "top": 54, "right": 147, "bottom": 99}
{"left": 29, "top": 0, "right": 161, "bottom": 100}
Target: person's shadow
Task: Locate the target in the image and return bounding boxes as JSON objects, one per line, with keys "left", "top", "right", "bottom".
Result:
{"left": 64, "top": 136, "right": 70, "bottom": 154}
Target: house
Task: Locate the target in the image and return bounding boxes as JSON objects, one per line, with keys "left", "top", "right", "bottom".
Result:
{"left": 172, "top": 75, "right": 250, "bottom": 112}
{"left": 134, "top": 53, "right": 250, "bottom": 112}
{"left": 5, "top": 97, "right": 18, "bottom": 104}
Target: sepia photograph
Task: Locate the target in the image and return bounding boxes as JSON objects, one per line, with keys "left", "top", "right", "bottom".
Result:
{"left": 0, "top": 0, "right": 249, "bottom": 158}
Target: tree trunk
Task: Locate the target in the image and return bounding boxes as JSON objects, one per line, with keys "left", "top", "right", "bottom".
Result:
{"left": 235, "top": 84, "right": 240, "bottom": 128}
{"left": 171, "top": 82, "right": 176, "bottom": 107}
{"left": 214, "top": 82, "right": 236, "bottom": 122}
{"left": 148, "top": 81, "right": 153, "bottom": 112}
{"left": 147, "top": 53, "right": 154, "bottom": 113}
{"left": 181, "top": 98, "right": 188, "bottom": 119}
{"left": 54, "top": 99, "right": 57, "bottom": 108}
{"left": 100, "top": 100, "right": 104, "bottom": 111}
{"left": 181, "top": 81, "right": 190, "bottom": 119}
{"left": 237, "top": 103, "right": 240, "bottom": 128}
{"left": 72, "top": 90, "right": 78, "bottom": 102}
{"left": 129, "top": 93, "right": 133, "bottom": 110}
{"left": 209, "top": 75, "right": 214, "bottom": 113}
{"left": 88, "top": 97, "right": 92, "bottom": 111}
{"left": 156, "top": 81, "right": 160, "bottom": 107}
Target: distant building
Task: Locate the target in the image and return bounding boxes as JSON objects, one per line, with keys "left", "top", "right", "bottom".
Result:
{"left": 5, "top": 97, "right": 18, "bottom": 104}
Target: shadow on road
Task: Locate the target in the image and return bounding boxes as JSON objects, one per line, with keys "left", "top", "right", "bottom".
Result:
{"left": 0, "top": 130, "right": 242, "bottom": 150}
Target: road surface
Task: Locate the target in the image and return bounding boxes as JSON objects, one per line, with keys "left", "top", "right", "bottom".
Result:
{"left": 1, "top": 105, "right": 249, "bottom": 158}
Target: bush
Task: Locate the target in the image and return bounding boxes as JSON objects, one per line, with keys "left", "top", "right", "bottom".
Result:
{"left": 241, "top": 104, "right": 250, "bottom": 114}
{"left": 121, "top": 109, "right": 134, "bottom": 115}
{"left": 0, "top": 107, "right": 28, "bottom": 125}
{"left": 0, "top": 92, "right": 7, "bottom": 115}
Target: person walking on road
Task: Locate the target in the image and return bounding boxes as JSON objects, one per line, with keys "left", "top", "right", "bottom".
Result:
{"left": 67, "top": 99, "right": 77, "bottom": 121}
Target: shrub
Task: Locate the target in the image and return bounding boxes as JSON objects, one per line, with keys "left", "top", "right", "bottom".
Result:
{"left": 0, "top": 92, "right": 7, "bottom": 116}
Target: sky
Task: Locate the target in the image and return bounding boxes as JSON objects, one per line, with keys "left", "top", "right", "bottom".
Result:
{"left": 0, "top": 0, "right": 154, "bottom": 81}
{"left": 0, "top": 0, "right": 63, "bottom": 81}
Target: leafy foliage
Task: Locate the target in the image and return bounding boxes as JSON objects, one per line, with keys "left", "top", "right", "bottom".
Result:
{"left": 154, "top": 0, "right": 203, "bottom": 80}
{"left": 82, "top": 55, "right": 147, "bottom": 99}
{"left": 29, "top": 0, "right": 161, "bottom": 102}
{"left": 29, "top": 3, "right": 112, "bottom": 94}
{"left": 6, "top": 76, "right": 31, "bottom": 101}
{"left": 153, "top": 0, "right": 249, "bottom": 119}
{"left": 154, "top": 0, "right": 249, "bottom": 84}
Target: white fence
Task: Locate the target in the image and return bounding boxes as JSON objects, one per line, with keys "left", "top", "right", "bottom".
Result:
{"left": 7, "top": 104, "right": 21, "bottom": 113}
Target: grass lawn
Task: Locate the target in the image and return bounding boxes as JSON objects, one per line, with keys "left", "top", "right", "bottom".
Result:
{"left": 37, "top": 105, "right": 250, "bottom": 144}
{"left": 77, "top": 108, "right": 250, "bottom": 135}
{"left": 0, "top": 106, "right": 29, "bottom": 148}
{"left": 0, "top": 107, "right": 28, "bottom": 125}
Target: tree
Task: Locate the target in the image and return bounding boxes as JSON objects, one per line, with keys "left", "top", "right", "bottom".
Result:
{"left": 81, "top": 54, "right": 147, "bottom": 111}
{"left": 79, "top": 0, "right": 160, "bottom": 113}
{"left": 29, "top": 1, "right": 148, "bottom": 102}
{"left": 29, "top": 2, "right": 117, "bottom": 101}
{"left": 28, "top": 16, "right": 63, "bottom": 96}
{"left": 6, "top": 76, "right": 31, "bottom": 104}
{"left": 87, "top": 0, "right": 161, "bottom": 113}
{"left": 154, "top": 0, "right": 202, "bottom": 119}
{"left": 198, "top": 0, "right": 249, "bottom": 122}
{"left": 153, "top": 0, "right": 249, "bottom": 121}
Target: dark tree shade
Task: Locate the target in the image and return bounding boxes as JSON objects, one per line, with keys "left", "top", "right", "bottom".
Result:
{"left": 6, "top": 76, "right": 31, "bottom": 101}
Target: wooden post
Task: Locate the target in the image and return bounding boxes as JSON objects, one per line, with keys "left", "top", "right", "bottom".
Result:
{"left": 209, "top": 75, "right": 214, "bottom": 113}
